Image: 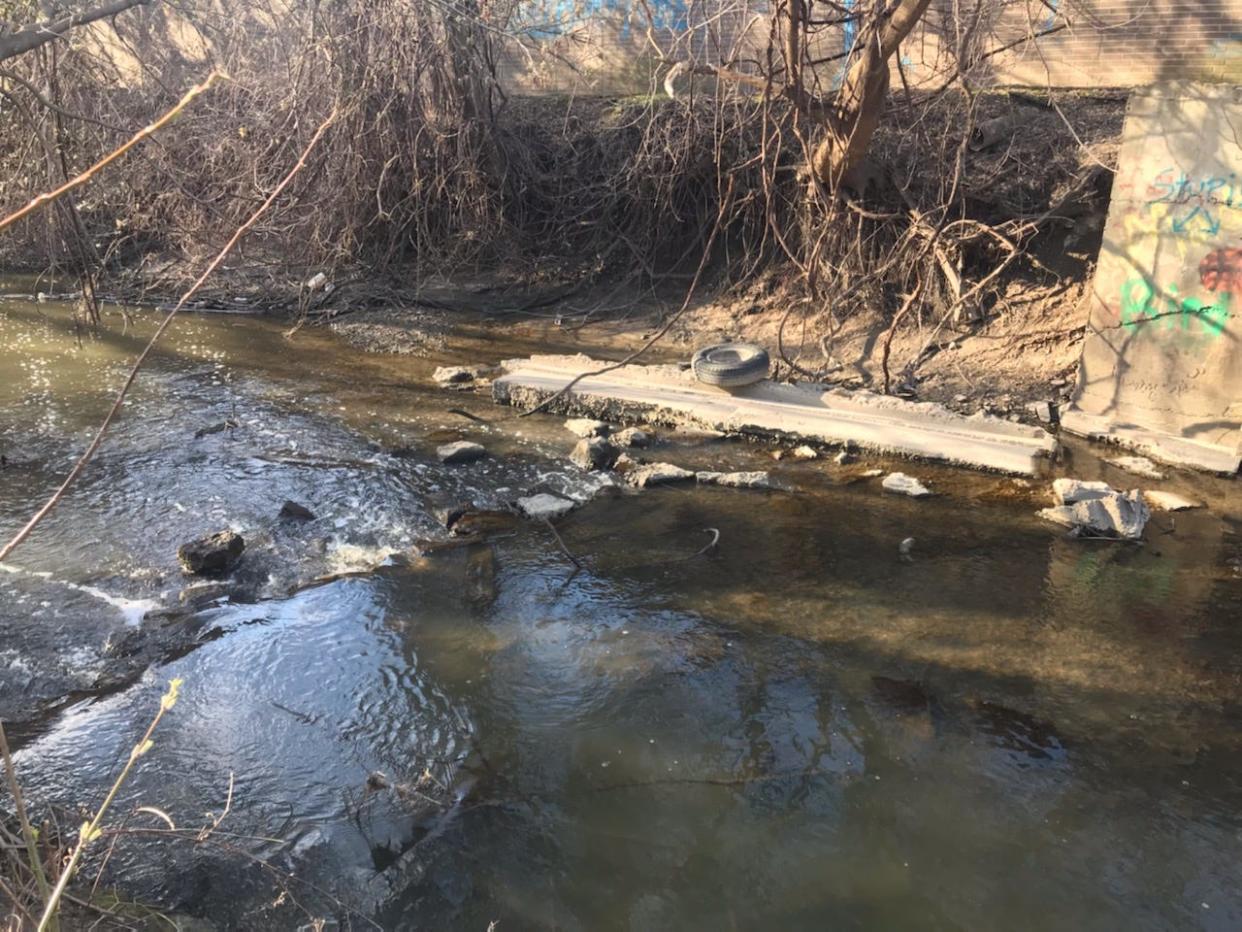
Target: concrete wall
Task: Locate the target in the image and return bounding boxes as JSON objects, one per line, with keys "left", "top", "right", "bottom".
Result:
{"left": 1063, "top": 84, "right": 1242, "bottom": 472}
{"left": 496, "top": 0, "right": 1242, "bottom": 95}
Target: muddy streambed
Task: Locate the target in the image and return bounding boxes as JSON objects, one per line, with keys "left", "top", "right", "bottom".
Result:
{"left": 2, "top": 293, "right": 1242, "bottom": 930}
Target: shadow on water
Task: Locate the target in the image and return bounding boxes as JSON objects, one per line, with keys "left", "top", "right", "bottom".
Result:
{"left": 2, "top": 297, "right": 1241, "bottom": 930}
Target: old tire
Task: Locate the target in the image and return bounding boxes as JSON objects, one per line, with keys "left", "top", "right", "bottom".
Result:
{"left": 691, "top": 343, "right": 770, "bottom": 388}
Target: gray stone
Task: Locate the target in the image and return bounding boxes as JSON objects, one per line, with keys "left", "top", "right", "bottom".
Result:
{"left": 791, "top": 445, "right": 819, "bottom": 460}
{"left": 834, "top": 450, "right": 856, "bottom": 465}
{"left": 613, "top": 427, "right": 650, "bottom": 448}
{"left": 517, "top": 493, "right": 576, "bottom": 520}
{"left": 626, "top": 463, "right": 696, "bottom": 488}
{"left": 613, "top": 453, "right": 639, "bottom": 473}
{"left": 178, "top": 530, "right": 244, "bottom": 576}
{"left": 695, "top": 471, "right": 772, "bottom": 489}
{"left": 564, "top": 418, "right": 609, "bottom": 438}
{"left": 437, "top": 441, "right": 485, "bottom": 464}
{"left": 882, "top": 472, "right": 931, "bottom": 497}
{"left": 570, "top": 437, "right": 620, "bottom": 471}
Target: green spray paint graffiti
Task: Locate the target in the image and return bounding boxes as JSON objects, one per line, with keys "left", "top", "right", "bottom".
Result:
{"left": 1120, "top": 278, "right": 1231, "bottom": 338}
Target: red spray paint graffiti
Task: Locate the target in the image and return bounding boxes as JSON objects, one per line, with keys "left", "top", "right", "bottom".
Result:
{"left": 1199, "top": 246, "right": 1242, "bottom": 292}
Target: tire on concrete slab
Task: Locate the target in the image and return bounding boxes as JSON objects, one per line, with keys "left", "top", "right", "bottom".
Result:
{"left": 691, "top": 343, "right": 770, "bottom": 388}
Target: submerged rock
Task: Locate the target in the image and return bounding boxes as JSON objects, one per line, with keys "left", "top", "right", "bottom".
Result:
{"left": 695, "top": 471, "right": 772, "bottom": 489}
{"left": 279, "top": 500, "right": 316, "bottom": 521}
{"left": 437, "top": 441, "right": 486, "bottom": 464}
{"left": 1143, "top": 490, "right": 1201, "bottom": 512}
{"left": 564, "top": 417, "right": 610, "bottom": 438}
{"left": 178, "top": 530, "right": 245, "bottom": 576}
{"left": 1040, "top": 479, "right": 1150, "bottom": 540}
{"left": 626, "top": 463, "right": 696, "bottom": 488}
{"left": 570, "top": 437, "right": 620, "bottom": 471}
{"left": 517, "top": 493, "right": 576, "bottom": 520}
{"left": 1107, "top": 455, "right": 1166, "bottom": 480}
{"left": 882, "top": 472, "right": 932, "bottom": 498}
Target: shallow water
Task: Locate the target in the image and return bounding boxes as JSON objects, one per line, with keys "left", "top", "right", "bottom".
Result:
{"left": 2, "top": 292, "right": 1242, "bottom": 930}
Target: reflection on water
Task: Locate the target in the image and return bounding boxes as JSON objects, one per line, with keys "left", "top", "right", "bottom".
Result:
{"left": 2, "top": 294, "right": 1242, "bottom": 930}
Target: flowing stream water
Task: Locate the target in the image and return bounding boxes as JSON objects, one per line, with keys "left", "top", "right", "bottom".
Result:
{"left": 1, "top": 289, "right": 1241, "bottom": 930}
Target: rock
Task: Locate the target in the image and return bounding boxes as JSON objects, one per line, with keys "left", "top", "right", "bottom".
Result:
{"left": 1143, "top": 490, "right": 1201, "bottom": 511}
{"left": 899, "top": 537, "right": 915, "bottom": 555}
{"left": 791, "top": 445, "right": 819, "bottom": 460}
{"left": 1108, "top": 455, "right": 1166, "bottom": 480}
{"left": 452, "top": 510, "right": 519, "bottom": 537}
{"left": 1050, "top": 377, "right": 1068, "bottom": 388}
{"left": 862, "top": 468, "right": 884, "bottom": 478}
{"left": 613, "top": 453, "right": 639, "bottom": 473}
{"left": 570, "top": 437, "right": 620, "bottom": 471}
{"left": 1027, "top": 401, "right": 1055, "bottom": 424}
{"left": 1039, "top": 491, "right": 1150, "bottom": 540}
{"left": 305, "top": 271, "right": 329, "bottom": 291}
{"left": 564, "top": 418, "right": 609, "bottom": 438}
{"left": 178, "top": 530, "right": 245, "bottom": 576}
{"left": 770, "top": 449, "right": 786, "bottom": 461}
{"left": 517, "top": 493, "right": 576, "bottom": 520}
{"left": 428, "top": 494, "right": 472, "bottom": 529}
{"left": 1051, "top": 478, "right": 1113, "bottom": 505}
{"left": 695, "top": 471, "right": 772, "bottom": 489}
{"left": 612, "top": 427, "right": 650, "bottom": 448}
{"left": 953, "top": 394, "right": 969, "bottom": 404}
{"left": 834, "top": 450, "right": 856, "bottom": 465}
{"left": 432, "top": 366, "right": 477, "bottom": 387}
{"left": 436, "top": 441, "right": 486, "bottom": 464}
{"left": 882, "top": 473, "right": 932, "bottom": 498}
{"left": 626, "top": 463, "right": 696, "bottom": 488}
{"left": 278, "top": 500, "right": 316, "bottom": 521}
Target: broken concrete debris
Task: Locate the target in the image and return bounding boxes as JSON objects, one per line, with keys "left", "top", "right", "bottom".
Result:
{"left": 570, "top": 437, "right": 620, "bottom": 471}
{"left": 437, "top": 441, "right": 486, "bottom": 464}
{"left": 493, "top": 354, "right": 1056, "bottom": 475}
{"left": 882, "top": 473, "right": 932, "bottom": 498}
{"left": 626, "top": 463, "right": 696, "bottom": 488}
{"left": 695, "top": 471, "right": 772, "bottom": 489}
{"left": 1039, "top": 478, "right": 1150, "bottom": 540}
{"left": 517, "top": 493, "right": 576, "bottom": 520}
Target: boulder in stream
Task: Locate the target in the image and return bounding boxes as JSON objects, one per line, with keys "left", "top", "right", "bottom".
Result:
{"left": 570, "top": 437, "right": 620, "bottom": 471}
{"left": 612, "top": 427, "right": 650, "bottom": 448}
{"left": 279, "top": 500, "right": 316, "bottom": 521}
{"left": 565, "top": 417, "right": 610, "bottom": 438}
{"left": 178, "top": 530, "right": 245, "bottom": 576}
{"left": 437, "top": 441, "right": 486, "bottom": 464}
{"left": 517, "top": 493, "right": 576, "bottom": 520}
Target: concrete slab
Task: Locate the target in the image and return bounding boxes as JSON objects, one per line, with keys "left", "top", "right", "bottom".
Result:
{"left": 1064, "top": 83, "right": 1242, "bottom": 475}
{"left": 493, "top": 355, "right": 1057, "bottom": 476}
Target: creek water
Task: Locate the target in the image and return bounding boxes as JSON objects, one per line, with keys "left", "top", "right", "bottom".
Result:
{"left": 1, "top": 291, "right": 1241, "bottom": 930}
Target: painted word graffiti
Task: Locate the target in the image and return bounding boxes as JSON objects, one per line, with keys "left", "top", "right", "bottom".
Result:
{"left": 1146, "top": 168, "right": 1242, "bottom": 235}
{"left": 1119, "top": 277, "right": 1231, "bottom": 338}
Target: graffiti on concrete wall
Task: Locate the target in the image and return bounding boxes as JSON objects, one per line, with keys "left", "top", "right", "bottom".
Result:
{"left": 523, "top": 0, "right": 689, "bottom": 40}
{"left": 1119, "top": 276, "right": 1231, "bottom": 339}
{"left": 1145, "top": 168, "right": 1241, "bottom": 236}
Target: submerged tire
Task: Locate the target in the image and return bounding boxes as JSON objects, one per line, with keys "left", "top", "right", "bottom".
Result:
{"left": 691, "top": 342, "right": 771, "bottom": 388}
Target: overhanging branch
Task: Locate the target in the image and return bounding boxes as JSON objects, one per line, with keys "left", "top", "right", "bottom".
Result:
{"left": 0, "top": 0, "right": 154, "bottom": 64}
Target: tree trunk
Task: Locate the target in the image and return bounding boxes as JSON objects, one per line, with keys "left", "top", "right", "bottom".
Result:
{"left": 809, "top": 0, "right": 933, "bottom": 191}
